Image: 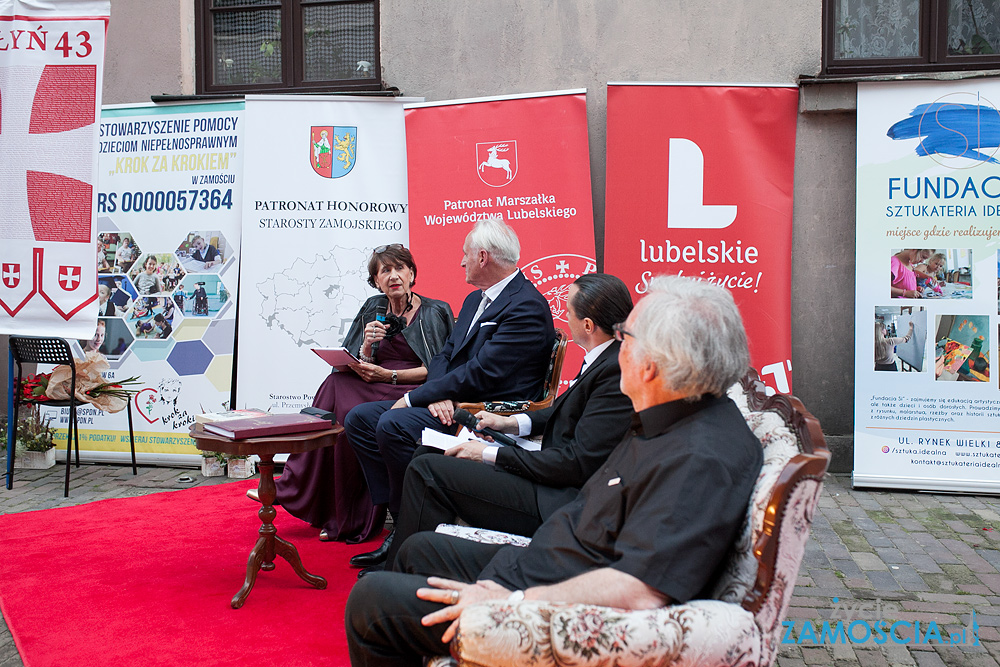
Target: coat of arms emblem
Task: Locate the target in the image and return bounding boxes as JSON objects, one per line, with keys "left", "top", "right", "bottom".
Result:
{"left": 476, "top": 141, "right": 518, "bottom": 187}
{"left": 58, "top": 265, "right": 82, "bottom": 291}
{"left": 2, "top": 263, "right": 20, "bottom": 289}
{"left": 311, "top": 126, "right": 357, "bottom": 178}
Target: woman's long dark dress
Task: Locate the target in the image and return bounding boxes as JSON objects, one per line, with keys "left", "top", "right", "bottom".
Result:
{"left": 274, "top": 329, "right": 422, "bottom": 542}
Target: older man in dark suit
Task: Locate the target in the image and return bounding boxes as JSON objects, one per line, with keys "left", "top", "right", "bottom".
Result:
{"left": 345, "top": 218, "right": 555, "bottom": 567}
{"left": 376, "top": 274, "right": 635, "bottom": 573}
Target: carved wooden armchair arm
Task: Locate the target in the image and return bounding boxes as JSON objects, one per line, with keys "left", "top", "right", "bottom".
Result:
{"left": 458, "top": 329, "right": 568, "bottom": 415}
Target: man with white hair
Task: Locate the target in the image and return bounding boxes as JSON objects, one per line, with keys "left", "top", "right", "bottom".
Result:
{"left": 344, "top": 217, "right": 555, "bottom": 568}
{"left": 344, "top": 275, "right": 764, "bottom": 666}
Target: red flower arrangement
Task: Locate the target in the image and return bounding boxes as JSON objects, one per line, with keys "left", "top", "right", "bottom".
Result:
{"left": 20, "top": 372, "right": 140, "bottom": 403}
{"left": 19, "top": 353, "right": 141, "bottom": 413}
{"left": 20, "top": 374, "right": 51, "bottom": 402}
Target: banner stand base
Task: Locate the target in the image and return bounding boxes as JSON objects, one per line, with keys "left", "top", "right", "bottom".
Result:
{"left": 852, "top": 473, "right": 1000, "bottom": 495}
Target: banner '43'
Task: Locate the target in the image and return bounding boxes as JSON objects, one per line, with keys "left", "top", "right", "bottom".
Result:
{"left": 0, "top": 0, "right": 109, "bottom": 337}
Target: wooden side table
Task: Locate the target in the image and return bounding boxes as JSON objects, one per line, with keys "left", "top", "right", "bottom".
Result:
{"left": 189, "top": 424, "right": 341, "bottom": 609}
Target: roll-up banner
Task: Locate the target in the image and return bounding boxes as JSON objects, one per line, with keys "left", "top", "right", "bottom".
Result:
{"left": 39, "top": 101, "right": 245, "bottom": 464}
{"left": 855, "top": 80, "right": 1000, "bottom": 493}
{"left": 603, "top": 83, "right": 798, "bottom": 394}
{"left": 0, "top": 0, "right": 109, "bottom": 338}
{"left": 235, "top": 95, "right": 415, "bottom": 413}
{"left": 405, "top": 90, "right": 597, "bottom": 385}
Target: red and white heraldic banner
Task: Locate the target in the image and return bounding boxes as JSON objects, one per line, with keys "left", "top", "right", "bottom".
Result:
{"left": 604, "top": 83, "right": 798, "bottom": 394}
{"left": 0, "top": 0, "right": 108, "bottom": 338}
{"left": 405, "top": 90, "right": 597, "bottom": 387}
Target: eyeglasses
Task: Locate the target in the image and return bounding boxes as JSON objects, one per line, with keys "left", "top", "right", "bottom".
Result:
{"left": 613, "top": 322, "right": 634, "bottom": 342}
{"left": 373, "top": 243, "right": 404, "bottom": 254}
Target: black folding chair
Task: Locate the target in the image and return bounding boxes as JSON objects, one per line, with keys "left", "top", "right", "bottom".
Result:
{"left": 5, "top": 336, "right": 137, "bottom": 497}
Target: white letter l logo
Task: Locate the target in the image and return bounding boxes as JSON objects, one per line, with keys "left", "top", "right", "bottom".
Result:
{"left": 667, "top": 138, "right": 737, "bottom": 229}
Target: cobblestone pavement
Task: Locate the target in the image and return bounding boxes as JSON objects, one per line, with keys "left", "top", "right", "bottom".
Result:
{"left": 0, "top": 463, "right": 998, "bottom": 666}
{"left": 779, "top": 474, "right": 1000, "bottom": 667}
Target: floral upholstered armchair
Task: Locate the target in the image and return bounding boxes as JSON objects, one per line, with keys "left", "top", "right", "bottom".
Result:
{"left": 432, "top": 368, "right": 831, "bottom": 667}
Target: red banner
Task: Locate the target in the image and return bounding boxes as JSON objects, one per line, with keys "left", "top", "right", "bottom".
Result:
{"left": 405, "top": 91, "right": 597, "bottom": 387}
{"left": 604, "top": 84, "right": 798, "bottom": 394}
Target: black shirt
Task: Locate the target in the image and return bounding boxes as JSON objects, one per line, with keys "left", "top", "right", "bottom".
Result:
{"left": 479, "top": 394, "right": 763, "bottom": 604}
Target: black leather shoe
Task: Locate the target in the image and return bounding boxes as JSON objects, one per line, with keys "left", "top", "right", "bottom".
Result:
{"left": 349, "top": 529, "right": 394, "bottom": 568}
{"left": 357, "top": 563, "right": 385, "bottom": 579}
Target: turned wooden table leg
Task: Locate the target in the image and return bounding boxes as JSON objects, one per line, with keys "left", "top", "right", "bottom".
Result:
{"left": 256, "top": 455, "right": 278, "bottom": 571}
{"left": 274, "top": 534, "right": 327, "bottom": 589}
{"left": 230, "top": 454, "right": 277, "bottom": 608}
{"left": 231, "top": 536, "right": 267, "bottom": 609}
{"left": 230, "top": 453, "right": 325, "bottom": 609}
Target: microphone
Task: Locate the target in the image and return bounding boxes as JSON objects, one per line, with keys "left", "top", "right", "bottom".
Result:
{"left": 452, "top": 408, "right": 517, "bottom": 447}
{"left": 372, "top": 302, "right": 387, "bottom": 357}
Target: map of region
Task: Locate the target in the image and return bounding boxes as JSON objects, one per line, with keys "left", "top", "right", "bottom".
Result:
{"left": 257, "top": 247, "right": 372, "bottom": 347}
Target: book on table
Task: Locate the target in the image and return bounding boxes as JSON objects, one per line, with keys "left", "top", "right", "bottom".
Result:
{"left": 195, "top": 408, "right": 268, "bottom": 424}
{"left": 202, "top": 413, "right": 333, "bottom": 439}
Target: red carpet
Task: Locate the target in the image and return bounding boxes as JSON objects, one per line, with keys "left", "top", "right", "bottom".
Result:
{"left": 0, "top": 481, "right": 380, "bottom": 667}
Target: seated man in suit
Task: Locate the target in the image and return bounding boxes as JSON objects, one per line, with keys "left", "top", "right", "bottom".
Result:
{"left": 375, "top": 273, "right": 635, "bottom": 575}
{"left": 345, "top": 275, "right": 764, "bottom": 666}
{"left": 344, "top": 217, "right": 555, "bottom": 568}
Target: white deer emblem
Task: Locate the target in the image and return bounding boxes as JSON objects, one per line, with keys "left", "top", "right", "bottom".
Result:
{"left": 478, "top": 144, "right": 513, "bottom": 180}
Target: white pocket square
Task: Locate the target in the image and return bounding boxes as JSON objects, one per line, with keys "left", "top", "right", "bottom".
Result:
{"left": 479, "top": 321, "right": 498, "bottom": 327}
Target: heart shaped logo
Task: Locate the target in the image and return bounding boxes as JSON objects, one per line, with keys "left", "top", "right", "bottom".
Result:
{"left": 134, "top": 388, "right": 159, "bottom": 424}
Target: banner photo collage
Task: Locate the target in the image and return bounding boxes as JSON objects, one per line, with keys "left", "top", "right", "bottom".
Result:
{"left": 40, "top": 101, "right": 245, "bottom": 462}
{"left": 855, "top": 80, "right": 1000, "bottom": 493}
{"left": 0, "top": 0, "right": 109, "bottom": 339}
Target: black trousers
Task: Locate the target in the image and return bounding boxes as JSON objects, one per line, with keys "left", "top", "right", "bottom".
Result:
{"left": 384, "top": 452, "right": 543, "bottom": 568}
{"left": 345, "top": 532, "right": 508, "bottom": 667}
{"left": 343, "top": 401, "right": 452, "bottom": 514}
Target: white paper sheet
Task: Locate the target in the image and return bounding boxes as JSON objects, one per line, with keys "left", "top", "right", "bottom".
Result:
{"left": 419, "top": 426, "right": 542, "bottom": 451}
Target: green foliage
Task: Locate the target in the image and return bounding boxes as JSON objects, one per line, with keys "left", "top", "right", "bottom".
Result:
{"left": 202, "top": 450, "right": 247, "bottom": 462}
{"left": 13, "top": 405, "right": 56, "bottom": 453}
{"left": 953, "top": 33, "right": 995, "bottom": 55}
{"left": 202, "top": 450, "right": 229, "bottom": 464}
{"left": 969, "top": 33, "right": 994, "bottom": 54}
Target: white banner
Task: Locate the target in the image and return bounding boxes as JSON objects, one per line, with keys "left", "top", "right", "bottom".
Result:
{"left": 855, "top": 80, "right": 1000, "bottom": 493}
{"left": 236, "top": 96, "right": 413, "bottom": 412}
{"left": 0, "top": 0, "right": 109, "bottom": 338}
{"left": 40, "top": 101, "right": 245, "bottom": 462}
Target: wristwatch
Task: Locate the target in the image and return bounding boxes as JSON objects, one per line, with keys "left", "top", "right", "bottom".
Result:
{"left": 391, "top": 370, "right": 397, "bottom": 385}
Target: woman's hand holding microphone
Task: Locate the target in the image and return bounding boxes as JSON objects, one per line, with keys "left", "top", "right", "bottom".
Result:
{"left": 360, "top": 319, "right": 388, "bottom": 359}
{"left": 353, "top": 319, "right": 391, "bottom": 383}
